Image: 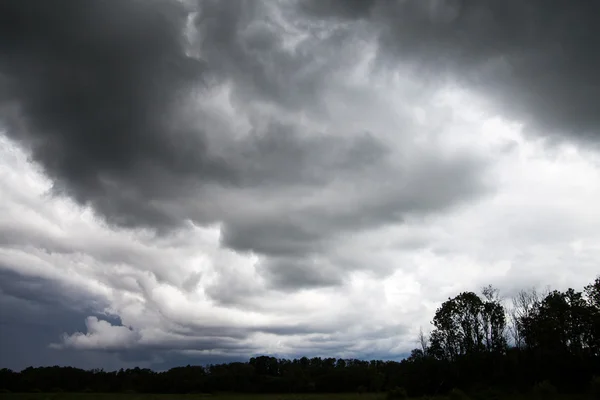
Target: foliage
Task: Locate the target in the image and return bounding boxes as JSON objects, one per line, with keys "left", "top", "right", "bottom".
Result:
{"left": 429, "top": 289, "right": 507, "bottom": 361}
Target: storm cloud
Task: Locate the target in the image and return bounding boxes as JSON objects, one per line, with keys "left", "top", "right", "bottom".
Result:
{"left": 302, "top": 0, "right": 600, "bottom": 141}
{"left": 0, "top": 0, "right": 487, "bottom": 288}
{"left": 1, "top": 0, "right": 600, "bottom": 369}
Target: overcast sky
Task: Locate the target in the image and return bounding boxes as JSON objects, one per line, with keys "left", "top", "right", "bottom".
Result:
{"left": 1, "top": 0, "right": 600, "bottom": 371}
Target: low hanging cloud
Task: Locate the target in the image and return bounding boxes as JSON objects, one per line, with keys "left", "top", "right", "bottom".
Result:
{"left": 2, "top": 0, "right": 600, "bottom": 369}
{"left": 0, "top": 133, "right": 434, "bottom": 364}
{"left": 56, "top": 317, "right": 141, "bottom": 351}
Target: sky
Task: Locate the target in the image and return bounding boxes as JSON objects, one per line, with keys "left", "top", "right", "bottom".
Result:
{"left": 1, "top": 0, "right": 600, "bottom": 371}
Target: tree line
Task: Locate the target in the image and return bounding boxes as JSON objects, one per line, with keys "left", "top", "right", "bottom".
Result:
{"left": 1, "top": 277, "right": 598, "bottom": 396}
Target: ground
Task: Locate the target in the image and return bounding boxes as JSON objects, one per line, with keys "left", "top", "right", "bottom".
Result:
{"left": 0, "top": 393, "right": 592, "bottom": 400}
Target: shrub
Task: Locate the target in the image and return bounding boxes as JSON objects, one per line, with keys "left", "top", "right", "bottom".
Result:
{"left": 533, "top": 380, "right": 557, "bottom": 399}
{"left": 387, "top": 386, "right": 408, "bottom": 400}
{"left": 449, "top": 388, "right": 470, "bottom": 400}
{"left": 356, "top": 385, "right": 367, "bottom": 394}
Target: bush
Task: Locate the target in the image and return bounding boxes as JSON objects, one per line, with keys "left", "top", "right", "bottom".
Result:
{"left": 449, "top": 388, "right": 470, "bottom": 400}
{"left": 356, "top": 385, "right": 367, "bottom": 394}
{"left": 533, "top": 380, "right": 557, "bottom": 399}
{"left": 387, "top": 386, "right": 408, "bottom": 400}
{"left": 591, "top": 376, "right": 600, "bottom": 400}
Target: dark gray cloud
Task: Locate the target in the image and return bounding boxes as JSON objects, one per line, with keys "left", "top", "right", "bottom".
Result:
{"left": 0, "top": 0, "right": 365, "bottom": 233}
{"left": 0, "top": 0, "right": 233, "bottom": 229}
{"left": 0, "top": 285, "right": 237, "bottom": 370}
{"left": 2, "top": 0, "right": 600, "bottom": 369}
{"left": 0, "top": 269, "right": 132, "bottom": 370}
{"left": 0, "top": 0, "right": 489, "bottom": 293}
{"left": 0, "top": 269, "right": 333, "bottom": 368}
{"left": 230, "top": 125, "right": 389, "bottom": 189}
{"left": 192, "top": 0, "right": 357, "bottom": 116}
{"left": 219, "top": 149, "right": 485, "bottom": 280}
{"left": 0, "top": 268, "right": 107, "bottom": 318}
{"left": 301, "top": 0, "right": 600, "bottom": 141}
{"left": 259, "top": 257, "right": 345, "bottom": 289}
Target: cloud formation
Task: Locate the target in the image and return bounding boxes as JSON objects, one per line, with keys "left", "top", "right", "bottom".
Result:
{"left": 0, "top": 0, "right": 488, "bottom": 290}
{"left": 302, "top": 0, "right": 600, "bottom": 141}
{"left": 1, "top": 0, "right": 600, "bottom": 369}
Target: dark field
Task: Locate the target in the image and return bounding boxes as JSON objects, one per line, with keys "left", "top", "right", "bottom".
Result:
{"left": 0, "top": 394, "right": 383, "bottom": 400}
{"left": 0, "top": 393, "right": 593, "bottom": 400}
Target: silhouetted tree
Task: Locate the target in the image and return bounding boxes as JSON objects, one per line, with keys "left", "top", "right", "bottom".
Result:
{"left": 1, "top": 277, "right": 598, "bottom": 397}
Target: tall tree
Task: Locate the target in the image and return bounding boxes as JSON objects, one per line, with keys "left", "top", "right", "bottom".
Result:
{"left": 481, "top": 285, "right": 508, "bottom": 353}
{"left": 584, "top": 277, "right": 600, "bottom": 356}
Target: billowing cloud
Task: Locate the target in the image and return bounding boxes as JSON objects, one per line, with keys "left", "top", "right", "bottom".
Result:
{"left": 301, "top": 0, "right": 600, "bottom": 141}
{"left": 0, "top": 0, "right": 599, "bottom": 370}
{"left": 56, "top": 317, "right": 141, "bottom": 351}
{"left": 0, "top": 0, "right": 488, "bottom": 291}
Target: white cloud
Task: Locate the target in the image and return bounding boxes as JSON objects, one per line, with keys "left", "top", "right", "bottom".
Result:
{"left": 2, "top": 76, "right": 600, "bottom": 366}
{"left": 0, "top": 1, "right": 599, "bottom": 367}
{"left": 55, "top": 317, "right": 140, "bottom": 350}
